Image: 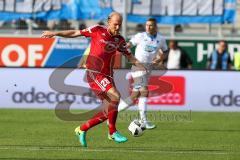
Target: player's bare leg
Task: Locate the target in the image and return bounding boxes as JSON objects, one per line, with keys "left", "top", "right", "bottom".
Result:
{"left": 106, "top": 87, "right": 128, "bottom": 143}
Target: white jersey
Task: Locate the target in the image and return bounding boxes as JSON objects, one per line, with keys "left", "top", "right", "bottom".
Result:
{"left": 130, "top": 32, "right": 168, "bottom": 64}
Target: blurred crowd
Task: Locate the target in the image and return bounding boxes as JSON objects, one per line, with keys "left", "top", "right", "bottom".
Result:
{"left": 0, "top": 18, "right": 239, "bottom": 71}
{"left": 0, "top": 19, "right": 74, "bottom": 30}
{"left": 163, "top": 40, "right": 240, "bottom": 71}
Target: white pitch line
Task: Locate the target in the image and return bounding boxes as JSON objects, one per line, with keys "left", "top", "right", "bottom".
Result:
{"left": 0, "top": 146, "right": 232, "bottom": 155}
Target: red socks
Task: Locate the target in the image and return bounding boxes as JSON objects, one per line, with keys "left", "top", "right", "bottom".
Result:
{"left": 80, "top": 111, "right": 108, "bottom": 131}
{"left": 80, "top": 101, "right": 119, "bottom": 135}
{"left": 107, "top": 101, "right": 119, "bottom": 135}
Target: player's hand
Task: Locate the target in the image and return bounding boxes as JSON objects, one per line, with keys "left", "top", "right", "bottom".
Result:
{"left": 151, "top": 59, "right": 166, "bottom": 70}
{"left": 138, "top": 65, "right": 148, "bottom": 75}
{"left": 151, "top": 60, "right": 158, "bottom": 66}
{"left": 41, "top": 31, "right": 56, "bottom": 38}
{"left": 151, "top": 58, "right": 164, "bottom": 68}
{"left": 137, "top": 63, "right": 147, "bottom": 72}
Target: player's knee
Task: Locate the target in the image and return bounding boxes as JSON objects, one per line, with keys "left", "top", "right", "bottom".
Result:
{"left": 131, "top": 90, "right": 140, "bottom": 100}
{"left": 113, "top": 94, "right": 121, "bottom": 102}
{"left": 109, "top": 92, "right": 120, "bottom": 102}
{"left": 140, "top": 89, "right": 149, "bottom": 97}
{"left": 107, "top": 87, "right": 121, "bottom": 103}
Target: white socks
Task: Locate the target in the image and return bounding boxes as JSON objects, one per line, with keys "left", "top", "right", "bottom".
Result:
{"left": 118, "top": 97, "right": 133, "bottom": 112}
{"left": 118, "top": 96, "right": 148, "bottom": 122}
{"left": 138, "top": 97, "right": 147, "bottom": 122}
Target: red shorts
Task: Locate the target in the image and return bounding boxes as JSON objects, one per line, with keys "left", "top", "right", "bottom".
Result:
{"left": 87, "top": 71, "right": 114, "bottom": 100}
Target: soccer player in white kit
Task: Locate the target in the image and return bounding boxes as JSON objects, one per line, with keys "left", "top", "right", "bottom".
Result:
{"left": 118, "top": 18, "right": 168, "bottom": 129}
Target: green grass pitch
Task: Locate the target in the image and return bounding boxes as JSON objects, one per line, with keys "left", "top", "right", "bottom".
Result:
{"left": 0, "top": 109, "right": 239, "bottom": 160}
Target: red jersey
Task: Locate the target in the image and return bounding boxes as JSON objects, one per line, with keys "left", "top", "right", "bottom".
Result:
{"left": 80, "top": 25, "right": 131, "bottom": 77}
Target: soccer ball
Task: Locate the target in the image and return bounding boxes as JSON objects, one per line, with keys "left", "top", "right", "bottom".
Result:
{"left": 128, "top": 120, "right": 145, "bottom": 137}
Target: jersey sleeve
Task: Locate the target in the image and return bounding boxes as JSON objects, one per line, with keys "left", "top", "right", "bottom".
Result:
{"left": 160, "top": 37, "right": 168, "bottom": 52}
{"left": 118, "top": 38, "right": 131, "bottom": 56}
{"left": 80, "top": 25, "right": 99, "bottom": 38}
{"left": 130, "top": 33, "right": 142, "bottom": 46}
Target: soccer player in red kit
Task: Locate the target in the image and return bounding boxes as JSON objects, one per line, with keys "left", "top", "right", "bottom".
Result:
{"left": 41, "top": 12, "right": 146, "bottom": 147}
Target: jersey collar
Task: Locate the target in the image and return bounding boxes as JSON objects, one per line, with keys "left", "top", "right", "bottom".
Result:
{"left": 107, "top": 28, "right": 120, "bottom": 37}
{"left": 146, "top": 32, "right": 157, "bottom": 40}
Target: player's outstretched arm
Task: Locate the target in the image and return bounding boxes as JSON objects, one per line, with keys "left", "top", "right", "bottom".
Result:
{"left": 41, "top": 30, "right": 81, "bottom": 38}
{"left": 152, "top": 50, "right": 168, "bottom": 65}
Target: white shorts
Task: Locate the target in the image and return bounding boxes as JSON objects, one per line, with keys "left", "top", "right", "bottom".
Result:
{"left": 131, "top": 65, "right": 151, "bottom": 90}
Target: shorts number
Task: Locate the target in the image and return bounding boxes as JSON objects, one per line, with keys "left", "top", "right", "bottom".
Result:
{"left": 100, "top": 78, "right": 110, "bottom": 88}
